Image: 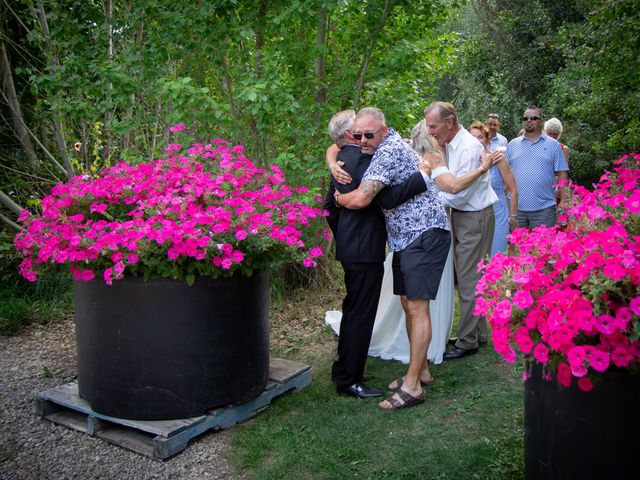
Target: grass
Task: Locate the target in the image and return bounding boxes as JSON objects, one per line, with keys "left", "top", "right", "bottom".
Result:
{"left": 0, "top": 269, "right": 74, "bottom": 335}
{"left": 230, "top": 284, "right": 525, "bottom": 480}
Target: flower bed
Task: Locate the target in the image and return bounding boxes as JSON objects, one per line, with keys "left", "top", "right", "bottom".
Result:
{"left": 475, "top": 153, "right": 640, "bottom": 391}
{"left": 14, "top": 133, "right": 326, "bottom": 285}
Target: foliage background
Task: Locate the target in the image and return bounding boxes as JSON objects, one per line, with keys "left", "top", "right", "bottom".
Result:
{"left": 1, "top": 0, "right": 639, "bottom": 332}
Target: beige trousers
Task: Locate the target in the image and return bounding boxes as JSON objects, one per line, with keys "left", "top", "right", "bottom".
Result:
{"left": 450, "top": 206, "right": 495, "bottom": 349}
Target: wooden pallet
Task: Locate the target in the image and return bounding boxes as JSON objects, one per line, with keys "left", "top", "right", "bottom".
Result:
{"left": 35, "top": 357, "right": 311, "bottom": 460}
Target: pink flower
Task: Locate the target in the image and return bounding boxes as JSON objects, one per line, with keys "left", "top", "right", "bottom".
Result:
{"left": 611, "top": 347, "right": 633, "bottom": 368}
{"left": 556, "top": 362, "right": 572, "bottom": 387}
{"left": 588, "top": 349, "right": 610, "bottom": 372}
{"left": 513, "top": 290, "right": 533, "bottom": 309}
{"left": 79, "top": 269, "right": 94, "bottom": 281}
{"left": 491, "top": 300, "right": 513, "bottom": 326}
{"left": 577, "top": 377, "right": 593, "bottom": 392}
{"left": 630, "top": 296, "right": 640, "bottom": 316}
{"left": 126, "top": 253, "right": 139, "bottom": 264}
{"left": 309, "top": 246, "right": 323, "bottom": 257}
{"left": 533, "top": 343, "right": 549, "bottom": 363}
{"left": 169, "top": 124, "right": 186, "bottom": 132}
{"left": 303, "top": 257, "right": 316, "bottom": 268}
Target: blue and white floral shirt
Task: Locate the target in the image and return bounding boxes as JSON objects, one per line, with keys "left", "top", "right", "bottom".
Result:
{"left": 363, "top": 129, "right": 450, "bottom": 252}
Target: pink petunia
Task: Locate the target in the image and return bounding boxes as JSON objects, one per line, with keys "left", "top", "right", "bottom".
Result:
{"left": 577, "top": 377, "right": 593, "bottom": 392}
{"left": 630, "top": 296, "right": 640, "bottom": 316}
{"left": 533, "top": 343, "right": 549, "bottom": 363}
{"left": 588, "top": 349, "right": 610, "bottom": 372}
{"left": 513, "top": 290, "right": 533, "bottom": 309}
{"left": 169, "top": 124, "right": 186, "bottom": 132}
{"left": 303, "top": 257, "right": 316, "bottom": 268}
{"left": 309, "top": 246, "right": 323, "bottom": 257}
{"left": 611, "top": 347, "right": 633, "bottom": 368}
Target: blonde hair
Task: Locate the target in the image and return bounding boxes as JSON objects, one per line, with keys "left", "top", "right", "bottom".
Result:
{"left": 469, "top": 120, "right": 489, "bottom": 146}
{"left": 411, "top": 120, "right": 443, "bottom": 160}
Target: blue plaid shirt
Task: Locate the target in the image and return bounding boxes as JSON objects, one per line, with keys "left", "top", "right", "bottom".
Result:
{"left": 488, "top": 132, "right": 508, "bottom": 152}
{"left": 507, "top": 134, "right": 569, "bottom": 211}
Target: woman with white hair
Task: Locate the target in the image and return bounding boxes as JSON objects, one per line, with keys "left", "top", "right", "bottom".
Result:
{"left": 544, "top": 117, "right": 570, "bottom": 163}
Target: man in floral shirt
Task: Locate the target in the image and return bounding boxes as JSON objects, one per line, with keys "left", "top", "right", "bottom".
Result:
{"left": 335, "top": 107, "right": 451, "bottom": 410}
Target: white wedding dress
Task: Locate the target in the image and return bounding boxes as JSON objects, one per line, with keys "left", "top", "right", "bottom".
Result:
{"left": 326, "top": 246, "right": 455, "bottom": 365}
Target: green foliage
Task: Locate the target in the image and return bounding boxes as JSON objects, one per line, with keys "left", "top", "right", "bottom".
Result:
{"left": 442, "top": 0, "right": 639, "bottom": 185}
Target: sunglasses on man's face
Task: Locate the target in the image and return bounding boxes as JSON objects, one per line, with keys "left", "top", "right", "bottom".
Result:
{"left": 522, "top": 116, "right": 541, "bottom": 122}
{"left": 352, "top": 129, "right": 380, "bottom": 140}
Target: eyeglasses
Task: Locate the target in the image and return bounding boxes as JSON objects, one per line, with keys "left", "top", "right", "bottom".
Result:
{"left": 488, "top": 113, "right": 500, "bottom": 120}
{"left": 522, "top": 116, "right": 541, "bottom": 122}
{"left": 353, "top": 129, "right": 381, "bottom": 141}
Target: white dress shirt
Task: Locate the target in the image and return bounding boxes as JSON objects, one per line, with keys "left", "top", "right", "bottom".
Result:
{"left": 437, "top": 127, "right": 498, "bottom": 211}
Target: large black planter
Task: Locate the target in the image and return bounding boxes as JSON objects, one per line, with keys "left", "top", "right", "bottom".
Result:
{"left": 74, "top": 272, "right": 269, "bottom": 420}
{"left": 524, "top": 362, "right": 640, "bottom": 479}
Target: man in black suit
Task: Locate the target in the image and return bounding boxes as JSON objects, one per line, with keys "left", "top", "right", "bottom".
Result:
{"left": 324, "top": 110, "right": 426, "bottom": 399}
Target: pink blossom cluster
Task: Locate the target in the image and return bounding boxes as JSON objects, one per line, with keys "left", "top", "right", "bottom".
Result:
{"left": 475, "top": 153, "right": 640, "bottom": 391}
{"left": 14, "top": 138, "right": 326, "bottom": 285}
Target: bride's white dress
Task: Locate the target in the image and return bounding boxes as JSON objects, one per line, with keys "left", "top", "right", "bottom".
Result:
{"left": 326, "top": 246, "right": 454, "bottom": 365}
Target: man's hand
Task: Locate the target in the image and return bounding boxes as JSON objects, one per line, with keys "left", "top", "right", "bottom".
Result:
{"left": 330, "top": 161, "right": 352, "bottom": 185}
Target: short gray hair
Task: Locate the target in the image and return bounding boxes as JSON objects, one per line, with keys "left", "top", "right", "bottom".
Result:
{"left": 411, "top": 120, "right": 443, "bottom": 159}
{"left": 356, "top": 107, "right": 386, "bottom": 125}
{"left": 544, "top": 117, "right": 564, "bottom": 138}
{"left": 328, "top": 110, "right": 355, "bottom": 147}
{"left": 424, "top": 101, "right": 458, "bottom": 125}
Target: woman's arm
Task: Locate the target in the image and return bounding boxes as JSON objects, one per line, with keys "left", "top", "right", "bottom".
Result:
{"left": 423, "top": 153, "right": 491, "bottom": 194}
{"left": 496, "top": 157, "right": 519, "bottom": 230}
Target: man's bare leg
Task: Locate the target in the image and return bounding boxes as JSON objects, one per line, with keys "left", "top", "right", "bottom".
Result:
{"left": 379, "top": 296, "right": 432, "bottom": 408}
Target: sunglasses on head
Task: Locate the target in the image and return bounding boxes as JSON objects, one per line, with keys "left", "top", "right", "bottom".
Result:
{"left": 522, "top": 116, "right": 541, "bottom": 122}
{"left": 352, "top": 128, "right": 381, "bottom": 140}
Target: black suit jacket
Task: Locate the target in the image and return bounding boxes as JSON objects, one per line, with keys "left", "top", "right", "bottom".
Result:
{"left": 324, "top": 145, "right": 427, "bottom": 262}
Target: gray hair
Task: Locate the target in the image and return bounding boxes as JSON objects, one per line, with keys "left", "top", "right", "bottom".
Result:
{"left": 411, "top": 120, "right": 443, "bottom": 159}
{"left": 424, "top": 101, "right": 458, "bottom": 125}
{"left": 355, "top": 107, "right": 386, "bottom": 125}
{"left": 328, "top": 110, "right": 355, "bottom": 147}
{"left": 544, "top": 117, "right": 564, "bottom": 138}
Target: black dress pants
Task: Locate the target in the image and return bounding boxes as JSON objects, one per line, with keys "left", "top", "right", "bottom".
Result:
{"left": 332, "top": 261, "right": 384, "bottom": 388}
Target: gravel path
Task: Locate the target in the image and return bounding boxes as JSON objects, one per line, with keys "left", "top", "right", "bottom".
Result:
{"left": 0, "top": 320, "right": 246, "bottom": 480}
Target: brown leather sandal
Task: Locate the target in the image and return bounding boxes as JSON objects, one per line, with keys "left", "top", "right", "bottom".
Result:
{"left": 378, "top": 388, "right": 425, "bottom": 410}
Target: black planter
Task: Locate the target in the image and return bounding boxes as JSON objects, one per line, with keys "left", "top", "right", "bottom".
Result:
{"left": 524, "top": 362, "right": 640, "bottom": 479}
{"left": 74, "top": 272, "right": 269, "bottom": 420}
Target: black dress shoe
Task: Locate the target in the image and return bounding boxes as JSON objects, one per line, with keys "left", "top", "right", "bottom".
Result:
{"left": 447, "top": 337, "right": 459, "bottom": 346}
{"left": 443, "top": 346, "right": 479, "bottom": 361}
{"left": 337, "top": 382, "right": 384, "bottom": 399}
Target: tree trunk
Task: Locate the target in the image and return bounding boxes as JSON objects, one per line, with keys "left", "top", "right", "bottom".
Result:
{"left": 34, "top": 1, "right": 73, "bottom": 176}
{"left": 314, "top": 6, "right": 328, "bottom": 130}
{"left": 352, "top": 0, "right": 394, "bottom": 109}
{"left": 0, "top": 36, "right": 38, "bottom": 168}
{"left": 103, "top": 0, "right": 114, "bottom": 164}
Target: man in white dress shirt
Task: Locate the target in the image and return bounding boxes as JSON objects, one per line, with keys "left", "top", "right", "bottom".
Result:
{"left": 424, "top": 101, "right": 498, "bottom": 360}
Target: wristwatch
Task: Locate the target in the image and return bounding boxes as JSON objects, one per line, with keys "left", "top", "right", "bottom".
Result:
{"left": 334, "top": 193, "right": 341, "bottom": 207}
